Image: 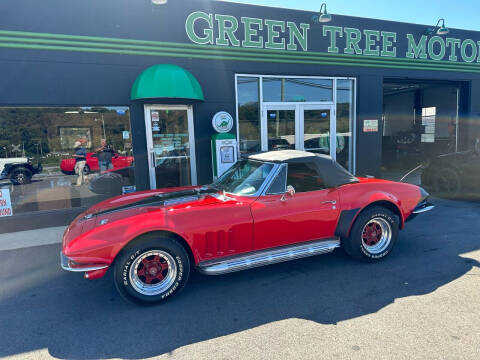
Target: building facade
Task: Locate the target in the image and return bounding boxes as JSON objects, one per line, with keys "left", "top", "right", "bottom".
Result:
{"left": 0, "top": 0, "right": 479, "bottom": 232}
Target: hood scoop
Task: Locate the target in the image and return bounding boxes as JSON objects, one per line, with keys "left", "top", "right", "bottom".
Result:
{"left": 84, "top": 187, "right": 216, "bottom": 220}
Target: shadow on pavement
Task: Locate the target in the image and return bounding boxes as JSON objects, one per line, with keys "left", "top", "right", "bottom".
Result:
{"left": 0, "top": 197, "right": 478, "bottom": 359}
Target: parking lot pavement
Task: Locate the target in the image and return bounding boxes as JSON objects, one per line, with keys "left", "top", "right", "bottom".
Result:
{"left": 0, "top": 197, "right": 479, "bottom": 360}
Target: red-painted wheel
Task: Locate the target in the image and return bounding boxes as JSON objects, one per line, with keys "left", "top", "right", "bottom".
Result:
{"left": 113, "top": 236, "right": 190, "bottom": 304}
{"left": 343, "top": 206, "right": 399, "bottom": 262}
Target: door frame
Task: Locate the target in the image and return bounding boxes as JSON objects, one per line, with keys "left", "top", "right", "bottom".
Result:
{"left": 261, "top": 103, "right": 336, "bottom": 160}
{"left": 144, "top": 104, "right": 197, "bottom": 190}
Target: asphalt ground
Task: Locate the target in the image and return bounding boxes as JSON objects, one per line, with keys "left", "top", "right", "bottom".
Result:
{"left": 0, "top": 197, "right": 479, "bottom": 359}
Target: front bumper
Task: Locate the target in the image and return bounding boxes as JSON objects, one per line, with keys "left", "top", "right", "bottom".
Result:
{"left": 60, "top": 252, "right": 109, "bottom": 272}
{"left": 412, "top": 202, "right": 435, "bottom": 214}
{"left": 406, "top": 200, "right": 434, "bottom": 222}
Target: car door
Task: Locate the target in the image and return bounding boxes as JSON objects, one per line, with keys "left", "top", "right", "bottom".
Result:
{"left": 87, "top": 153, "right": 99, "bottom": 171}
{"left": 250, "top": 161, "right": 340, "bottom": 251}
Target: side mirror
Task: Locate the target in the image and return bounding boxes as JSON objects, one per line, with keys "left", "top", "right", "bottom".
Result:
{"left": 281, "top": 185, "right": 295, "bottom": 202}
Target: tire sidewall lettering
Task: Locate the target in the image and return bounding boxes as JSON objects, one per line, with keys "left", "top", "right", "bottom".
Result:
{"left": 122, "top": 247, "right": 185, "bottom": 299}
{"left": 360, "top": 212, "right": 395, "bottom": 259}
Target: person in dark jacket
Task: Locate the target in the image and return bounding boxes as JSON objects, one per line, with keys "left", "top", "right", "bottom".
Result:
{"left": 96, "top": 139, "right": 114, "bottom": 173}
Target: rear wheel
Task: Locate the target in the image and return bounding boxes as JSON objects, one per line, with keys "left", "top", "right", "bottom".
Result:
{"left": 113, "top": 236, "right": 190, "bottom": 304}
{"left": 343, "top": 206, "right": 399, "bottom": 262}
{"left": 10, "top": 167, "right": 32, "bottom": 185}
{"left": 83, "top": 165, "right": 91, "bottom": 175}
{"left": 434, "top": 168, "right": 461, "bottom": 197}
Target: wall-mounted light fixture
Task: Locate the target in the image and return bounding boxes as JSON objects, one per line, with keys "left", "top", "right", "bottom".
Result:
{"left": 151, "top": 0, "right": 168, "bottom": 5}
{"left": 312, "top": 3, "right": 332, "bottom": 23}
{"left": 425, "top": 18, "right": 449, "bottom": 36}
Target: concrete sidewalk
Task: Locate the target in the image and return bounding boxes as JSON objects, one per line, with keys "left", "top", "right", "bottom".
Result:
{"left": 0, "top": 226, "right": 65, "bottom": 251}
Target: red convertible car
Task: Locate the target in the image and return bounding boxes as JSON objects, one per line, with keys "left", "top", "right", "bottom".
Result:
{"left": 61, "top": 150, "right": 433, "bottom": 304}
{"left": 60, "top": 152, "right": 134, "bottom": 175}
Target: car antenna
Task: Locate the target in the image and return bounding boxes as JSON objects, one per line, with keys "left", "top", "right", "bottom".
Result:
{"left": 400, "top": 163, "right": 423, "bottom": 183}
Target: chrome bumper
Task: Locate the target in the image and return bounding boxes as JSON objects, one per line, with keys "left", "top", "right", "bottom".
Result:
{"left": 60, "top": 252, "right": 109, "bottom": 272}
{"left": 412, "top": 202, "right": 435, "bottom": 214}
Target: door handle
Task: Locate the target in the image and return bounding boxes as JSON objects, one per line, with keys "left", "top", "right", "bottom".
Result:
{"left": 321, "top": 200, "right": 336, "bottom": 205}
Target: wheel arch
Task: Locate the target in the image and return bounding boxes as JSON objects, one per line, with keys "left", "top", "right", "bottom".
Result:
{"left": 336, "top": 200, "right": 404, "bottom": 240}
{"left": 114, "top": 230, "right": 196, "bottom": 269}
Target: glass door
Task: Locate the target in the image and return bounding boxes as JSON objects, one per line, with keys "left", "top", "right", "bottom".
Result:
{"left": 262, "top": 104, "right": 298, "bottom": 152}
{"left": 261, "top": 104, "right": 336, "bottom": 159}
{"left": 144, "top": 105, "right": 197, "bottom": 189}
{"left": 300, "top": 105, "right": 336, "bottom": 160}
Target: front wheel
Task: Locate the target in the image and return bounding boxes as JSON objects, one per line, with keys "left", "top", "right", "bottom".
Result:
{"left": 113, "top": 236, "right": 190, "bottom": 304}
{"left": 343, "top": 206, "right": 399, "bottom": 262}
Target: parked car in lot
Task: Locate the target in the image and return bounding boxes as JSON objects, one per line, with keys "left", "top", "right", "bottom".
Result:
{"left": 60, "top": 152, "right": 133, "bottom": 175}
{"left": 61, "top": 150, "right": 433, "bottom": 304}
{"left": 421, "top": 142, "right": 480, "bottom": 197}
{"left": 0, "top": 157, "right": 42, "bottom": 185}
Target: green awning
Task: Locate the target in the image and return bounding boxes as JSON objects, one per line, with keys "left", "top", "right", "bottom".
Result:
{"left": 130, "top": 64, "right": 204, "bottom": 101}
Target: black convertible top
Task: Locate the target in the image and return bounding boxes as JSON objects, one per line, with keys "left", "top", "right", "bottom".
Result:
{"left": 249, "top": 150, "right": 358, "bottom": 188}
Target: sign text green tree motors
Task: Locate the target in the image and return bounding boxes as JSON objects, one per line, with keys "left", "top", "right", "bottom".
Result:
{"left": 185, "top": 11, "right": 480, "bottom": 63}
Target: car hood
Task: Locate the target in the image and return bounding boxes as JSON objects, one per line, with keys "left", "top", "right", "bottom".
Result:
{"left": 83, "top": 186, "right": 202, "bottom": 216}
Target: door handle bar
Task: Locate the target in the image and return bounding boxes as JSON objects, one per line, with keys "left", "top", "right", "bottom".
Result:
{"left": 321, "top": 200, "right": 336, "bottom": 205}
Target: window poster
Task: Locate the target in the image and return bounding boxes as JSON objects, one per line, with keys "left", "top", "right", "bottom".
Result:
{"left": 0, "top": 188, "right": 13, "bottom": 217}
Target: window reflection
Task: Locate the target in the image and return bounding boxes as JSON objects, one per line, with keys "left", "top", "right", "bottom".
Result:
{"left": 0, "top": 107, "right": 134, "bottom": 216}
{"left": 237, "top": 77, "right": 261, "bottom": 154}
{"left": 336, "top": 80, "right": 354, "bottom": 170}
{"left": 263, "top": 78, "right": 333, "bottom": 102}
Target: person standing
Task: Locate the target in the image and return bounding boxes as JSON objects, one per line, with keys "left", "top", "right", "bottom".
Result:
{"left": 96, "top": 139, "right": 114, "bottom": 172}
{"left": 73, "top": 140, "right": 87, "bottom": 186}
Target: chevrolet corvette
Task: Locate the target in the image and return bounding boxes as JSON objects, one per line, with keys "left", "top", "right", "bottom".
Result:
{"left": 61, "top": 150, "right": 434, "bottom": 303}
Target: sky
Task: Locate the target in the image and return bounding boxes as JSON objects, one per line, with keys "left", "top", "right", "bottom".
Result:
{"left": 221, "top": 0, "right": 479, "bottom": 31}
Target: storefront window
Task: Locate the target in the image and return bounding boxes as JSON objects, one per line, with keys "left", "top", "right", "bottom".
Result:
{"left": 263, "top": 78, "right": 333, "bottom": 102}
{"left": 237, "top": 76, "right": 261, "bottom": 154}
{"left": 0, "top": 107, "right": 134, "bottom": 217}
{"left": 336, "top": 79, "right": 354, "bottom": 170}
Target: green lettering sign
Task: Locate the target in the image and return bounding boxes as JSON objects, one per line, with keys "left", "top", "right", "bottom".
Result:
{"left": 185, "top": 11, "right": 214, "bottom": 45}
{"left": 363, "top": 29, "right": 380, "bottom": 56}
{"left": 286, "top": 22, "right": 309, "bottom": 51}
{"left": 381, "top": 31, "right": 396, "bottom": 57}
{"left": 406, "top": 34, "right": 428, "bottom": 59}
{"left": 241, "top": 17, "right": 263, "bottom": 48}
{"left": 446, "top": 38, "right": 461, "bottom": 61}
{"left": 428, "top": 36, "right": 446, "bottom": 61}
{"left": 215, "top": 14, "right": 240, "bottom": 46}
{"left": 461, "top": 39, "right": 477, "bottom": 63}
{"left": 344, "top": 28, "right": 362, "bottom": 55}
{"left": 323, "top": 25, "right": 343, "bottom": 53}
{"left": 265, "top": 19, "right": 286, "bottom": 49}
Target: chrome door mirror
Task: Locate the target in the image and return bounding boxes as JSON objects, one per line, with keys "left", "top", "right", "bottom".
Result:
{"left": 281, "top": 185, "right": 296, "bottom": 201}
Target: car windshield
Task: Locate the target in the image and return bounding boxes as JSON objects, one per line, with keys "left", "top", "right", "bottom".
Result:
{"left": 213, "top": 160, "right": 275, "bottom": 196}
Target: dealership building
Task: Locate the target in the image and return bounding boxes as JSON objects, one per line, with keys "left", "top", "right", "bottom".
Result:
{"left": 0, "top": 0, "right": 479, "bottom": 232}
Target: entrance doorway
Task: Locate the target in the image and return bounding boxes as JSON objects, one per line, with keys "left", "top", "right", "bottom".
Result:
{"left": 262, "top": 104, "right": 337, "bottom": 159}
{"left": 144, "top": 105, "right": 197, "bottom": 189}
{"left": 381, "top": 79, "right": 465, "bottom": 184}
{"left": 236, "top": 76, "right": 356, "bottom": 173}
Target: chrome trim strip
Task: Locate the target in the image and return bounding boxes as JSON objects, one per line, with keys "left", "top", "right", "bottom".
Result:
{"left": 412, "top": 204, "right": 435, "bottom": 214}
{"left": 164, "top": 195, "right": 199, "bottom": 206}
{"left": 60, "top": 252, "right": 108, "bottom": 272}
{"left": 197, "top": 238, "right": 340, "bottom": 275}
